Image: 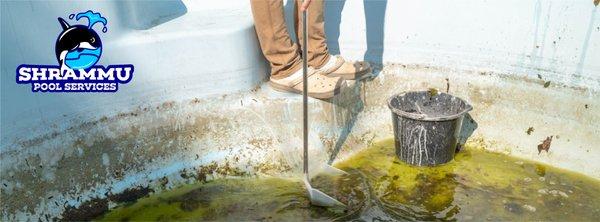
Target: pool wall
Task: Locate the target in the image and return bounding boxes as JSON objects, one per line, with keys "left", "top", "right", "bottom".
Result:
{"left": 320, "top": 0, "right": 600, "bottom": 90}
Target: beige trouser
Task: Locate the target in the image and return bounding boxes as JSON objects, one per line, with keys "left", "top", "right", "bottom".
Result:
{"left": 250, "top": 0, "right": 331, "bottom": 79}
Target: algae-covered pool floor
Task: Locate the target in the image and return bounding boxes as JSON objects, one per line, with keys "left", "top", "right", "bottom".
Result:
{"left": 98, "top": 139, "right": 600, "bottom": 221}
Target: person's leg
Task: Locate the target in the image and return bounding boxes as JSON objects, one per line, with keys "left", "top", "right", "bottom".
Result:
{"left": 250, "top": 0, "right": 302, "bottom": 79}
{"left": 294, "top": 0, "right": 330, "bottom": 69}
{"left": 250, "top": 0, "right": 345, "bottom": 99}
{"left": 294, "top": 0, "right": 371, "bottom": 80}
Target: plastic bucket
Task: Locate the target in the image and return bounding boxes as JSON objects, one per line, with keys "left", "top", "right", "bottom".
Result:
{"left": 387, "top": 91, "right": 473, "bottom": 166}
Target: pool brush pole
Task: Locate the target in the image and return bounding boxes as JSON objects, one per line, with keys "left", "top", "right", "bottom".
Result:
{"left": 302, "top": 7, "right": 309, "bottom": 179}
{"left": 300, "top": 5, "right": 345, "bottom": 207}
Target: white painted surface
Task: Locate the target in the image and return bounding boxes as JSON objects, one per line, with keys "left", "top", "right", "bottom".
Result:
{"left": 2, "top": 0, "right": 598, "bottom": 147}
{"left": 323, "top": 0, "right": 599, "bottom": 90}
{"left": 1, "top": 0, "right": 267, "bottom": 148}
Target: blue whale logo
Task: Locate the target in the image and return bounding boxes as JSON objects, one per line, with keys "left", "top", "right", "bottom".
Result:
{"left": 55, "top": 11, "right": 107, "bottom": 71}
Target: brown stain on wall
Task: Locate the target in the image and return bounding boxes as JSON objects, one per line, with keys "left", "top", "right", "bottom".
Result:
{"left": 0, "top": 98, "right": 278, "bottom": 218}
{"left": 60, "top": 198, "right": 108, "bottom": 221}
{"left": 108, "top": 186, "right": 154, "bottom": 203}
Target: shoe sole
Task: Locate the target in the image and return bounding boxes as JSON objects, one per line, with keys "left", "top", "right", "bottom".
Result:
{"left": 268, "top": 81, "right": 344, "bottom": 100}
{"left": 327, "top": 66, "right": 372, "bottom": 80}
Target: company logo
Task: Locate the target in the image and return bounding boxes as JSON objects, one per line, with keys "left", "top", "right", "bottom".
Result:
{"left": 16, "top": 11, "right": 134, "bottom": 92}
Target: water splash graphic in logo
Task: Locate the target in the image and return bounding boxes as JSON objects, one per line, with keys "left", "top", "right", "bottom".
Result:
{"left": 54, "top": 10, "right": 109, "bottom": 71}
{"left": 75, "top": 10, "right": 108, "bottom": 33}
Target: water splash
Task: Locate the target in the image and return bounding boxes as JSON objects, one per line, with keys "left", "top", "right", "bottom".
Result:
{"left": 68, "top": 14, "right": 75, "bottom": 19}
{"left": 75, "top": 10, "right": 108, "bottom": 32}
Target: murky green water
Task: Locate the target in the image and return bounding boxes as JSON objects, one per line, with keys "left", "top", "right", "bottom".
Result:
{"left": 98, "top": 139, "right": 600, "bottom": 221}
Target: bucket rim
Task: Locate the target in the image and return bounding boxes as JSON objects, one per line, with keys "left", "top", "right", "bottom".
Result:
{"left": 387, "top": 91, "right": 473, "bottom": 122}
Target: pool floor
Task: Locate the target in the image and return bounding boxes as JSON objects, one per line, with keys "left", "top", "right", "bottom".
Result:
{"left": 97, "top": 139, "right": 600, "bottom": 221}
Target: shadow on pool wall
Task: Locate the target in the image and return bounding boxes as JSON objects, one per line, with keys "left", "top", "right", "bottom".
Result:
{"left": 328, "top": 80, "right": 366, "bottom": 165}
{"left": 324, "top": 0, "right": 387, "bottom": 74}
{"left": 115, "top": 0, "right": 188, "bottom": 30}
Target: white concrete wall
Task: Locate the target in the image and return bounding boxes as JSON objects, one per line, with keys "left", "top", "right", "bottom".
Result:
{"left": 321, "top": 0, "right": 599, "bottom": 90}
{"left": 2, "top": 0, "right": 598, "bottom": 149}
{"left": 1, "top": 0, "right": 267, "bottom": 149}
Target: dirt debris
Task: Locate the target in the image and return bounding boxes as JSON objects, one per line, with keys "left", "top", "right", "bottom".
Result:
{"left": 526, "top": 127, "right": 534, "bottom": 135}
{"left": 537, "top": 136, "right": 553, "bottom": 154}
{"left": 428, "top": 88, "right": 440, "bottom": 97}
{"left": 60, "top": 198, "right": 108, "bottom": 221}
{"left": 108, "top": 186, "right": 154, "bottom": 204}
{"left": 543, "top": 81, "right": 551, "bottom": 88}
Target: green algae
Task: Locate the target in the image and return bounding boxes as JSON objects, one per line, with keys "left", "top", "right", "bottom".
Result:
{"left": 335, "top": 139, "right": 600, "bottom": 221}
{"left": 97, "top": 139, "right": 600, "bottom": 221}
{"left": 98, "top": 177, "right": 349, "bottom": 221}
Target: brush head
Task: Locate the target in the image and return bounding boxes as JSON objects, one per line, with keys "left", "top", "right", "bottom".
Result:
{"left": 303, "top": 178, "right": 346, "bottom": 207}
